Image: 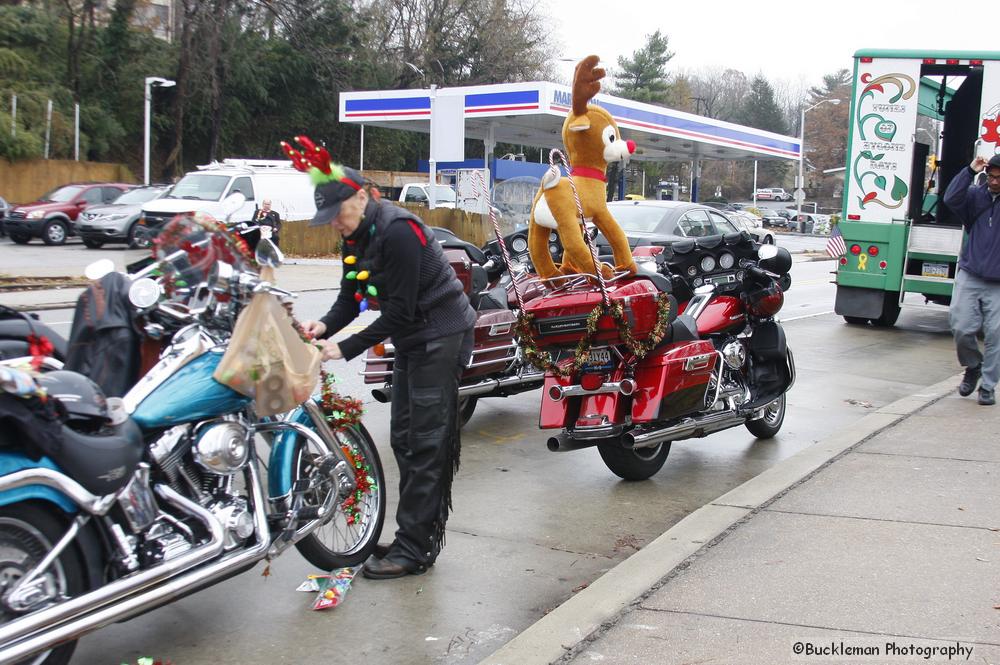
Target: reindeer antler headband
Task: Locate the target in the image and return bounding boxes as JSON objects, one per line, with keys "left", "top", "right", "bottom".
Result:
{"left": 280, "top": 135, "right": 362, "bottom": 190}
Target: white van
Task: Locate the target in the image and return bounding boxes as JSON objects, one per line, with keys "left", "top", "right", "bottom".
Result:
{"left": 140, "top": 159, "right": 316, "bottom": 232}
{"left": 754, "top": 187, "right": 792, "bottom": 202}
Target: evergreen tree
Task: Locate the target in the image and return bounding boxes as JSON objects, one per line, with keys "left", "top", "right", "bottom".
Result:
{"left": 737, "top": 75, "right": 789, "bottom": 184}
{"left": 612, "top": 30, "right": 674, "bottom": 104}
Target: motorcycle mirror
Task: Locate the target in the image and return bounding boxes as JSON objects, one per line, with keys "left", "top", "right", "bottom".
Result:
{"left": 758, "top": 244, "right": 779, "bottom": 260}
{"left": 255, "top": 238, "right": 284, "bottom": 269}
{"left": 220, "top": 192, "right": 246, "bottom": 222}
{"left": 84, "top": 258, "right": 115, "bottom": 281}
{"left": 129, "top": 277, "right": 161, "bottom": 309}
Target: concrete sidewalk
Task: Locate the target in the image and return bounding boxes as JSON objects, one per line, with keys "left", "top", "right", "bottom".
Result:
{"left": 482, "top": 375, "right": 1000, "bottom": 665}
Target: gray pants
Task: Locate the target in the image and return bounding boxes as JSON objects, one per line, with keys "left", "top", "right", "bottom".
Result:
{"left": 950, "top": 269, "right": 1000, "bottom": 390}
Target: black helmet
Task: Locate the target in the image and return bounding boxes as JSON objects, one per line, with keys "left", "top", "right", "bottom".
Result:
{"left": 36, "top": 370, "right": 109, "bottom": 429}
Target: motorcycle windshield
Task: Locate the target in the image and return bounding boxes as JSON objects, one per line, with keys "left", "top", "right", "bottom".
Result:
{"left": 154, "top": 211, "right": 254, "bottom": 289}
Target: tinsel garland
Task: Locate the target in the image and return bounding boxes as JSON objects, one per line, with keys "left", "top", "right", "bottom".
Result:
{"left": 319, "top": 370, "right": 363, "bottom": 431}
{"left": 515, "top": 293, "right": 674, "bottom": 376}
{"left": 151, "top": 213, "right": 255, "bottom": 297}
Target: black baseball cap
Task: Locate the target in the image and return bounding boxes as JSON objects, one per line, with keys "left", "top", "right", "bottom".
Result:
{"left": 988, "top": 154, "right": 1000, "bottom": 172}
{"left": 310, "top": 166, "right": 365, "bottom": 227}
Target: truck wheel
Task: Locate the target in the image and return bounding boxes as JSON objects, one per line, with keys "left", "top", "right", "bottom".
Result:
{"left": 871, "top": 293, "right": 901, "bottom": 327}
{"left": 746, "top": 393, "right": 786, "bottom": 439}
{"left": 81, "top": 238, "right": 103, "bottom": 249}
{"left": 42, "top": 221, "right": 67, "bottom": 246}
{"left": 9, "top": 232, "right": 30, "bottom": 245}
{"left": 0, "top": 503, "right": 87, "bottom": 665}
{"left": 843, "top": 316, "right": 869, "bottom": 325}
{"left": 598, "top": 441, "right": 671, "bottom": 481}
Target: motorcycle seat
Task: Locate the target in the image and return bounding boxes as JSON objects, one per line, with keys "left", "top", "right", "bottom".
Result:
{"left": 431, "top": 227, "right": 488, "bottom": 265}
{"left": 633, "top": 265, "right": 672, "bottom": 294}
{"left": 47, "top": 418, "right": 144, "bottom": 497}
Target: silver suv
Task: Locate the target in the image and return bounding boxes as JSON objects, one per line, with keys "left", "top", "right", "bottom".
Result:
{"left": 76, "top": 185, "right": 170, "bottom": 248}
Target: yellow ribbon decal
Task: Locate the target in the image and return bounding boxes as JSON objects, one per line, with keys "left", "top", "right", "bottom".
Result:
{"left": 857, "top": 254, "right": 868, "bottom": 271}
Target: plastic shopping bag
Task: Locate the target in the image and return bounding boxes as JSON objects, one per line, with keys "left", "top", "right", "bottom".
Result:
{"left": 214, "top": 278, "right": 320, "bottom": 416}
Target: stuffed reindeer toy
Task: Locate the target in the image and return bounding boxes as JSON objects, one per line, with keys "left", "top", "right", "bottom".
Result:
{"left": 528, "top": 55, "right": 638, "bottom": 280}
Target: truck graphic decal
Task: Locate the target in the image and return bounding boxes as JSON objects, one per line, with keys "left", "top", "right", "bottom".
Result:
{"left": 852, "top": 72, "right": 916, "bottom": 210}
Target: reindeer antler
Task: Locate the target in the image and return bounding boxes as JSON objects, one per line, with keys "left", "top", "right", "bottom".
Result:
{"left": 280, "top": 135, "right": 333, "bottom": 175}
{"left": 571, "top": 55, "right": 604, "bottom": 116}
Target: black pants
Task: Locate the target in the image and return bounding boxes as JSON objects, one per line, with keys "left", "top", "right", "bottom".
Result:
{"left": 387, "top": 330, "right": 471, "bottom": 568}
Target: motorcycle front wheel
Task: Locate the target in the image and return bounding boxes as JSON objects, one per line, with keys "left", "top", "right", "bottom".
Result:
{"left": 0, "top": 503, "right": 87, "bottom": 665}
{"left": 294, "top": 423, "right": 386, "bottom": 569}
{"left": 598, "top": 441, "right": 671, "bottom": 481}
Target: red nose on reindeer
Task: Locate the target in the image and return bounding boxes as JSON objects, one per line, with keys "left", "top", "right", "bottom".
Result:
{"left": 626, "top": 139, "right": 636, "bottom": 154}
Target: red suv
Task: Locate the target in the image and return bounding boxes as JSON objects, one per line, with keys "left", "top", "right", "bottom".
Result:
{"left": 3, "top": 182, "right": 134, "bottom": 245}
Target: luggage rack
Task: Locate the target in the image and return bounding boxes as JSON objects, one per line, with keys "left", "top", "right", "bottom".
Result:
{"left": 526, "top": 270, "right": 635, "bottom": 299}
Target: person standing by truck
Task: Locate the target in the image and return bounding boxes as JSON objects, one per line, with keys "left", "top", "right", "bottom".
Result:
{"left": 942, "top": 154, "right": 1000, "bottom": 406}
{"left": 298, "top": 162, "right": 475, "bottom": 579}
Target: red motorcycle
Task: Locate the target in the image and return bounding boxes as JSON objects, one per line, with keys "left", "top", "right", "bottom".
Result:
{"left": 362, "top": 226, "right": 550, "bottom": 425}
{"left": 525, "top": 233, "right": 795, "bottom": 480}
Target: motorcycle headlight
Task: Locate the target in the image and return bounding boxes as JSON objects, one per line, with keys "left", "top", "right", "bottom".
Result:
{"left": 27, "top": 210, "right": 44, "bottom": 219}
{"left": 193, "top": 422, "right": 249, "bottom": 475}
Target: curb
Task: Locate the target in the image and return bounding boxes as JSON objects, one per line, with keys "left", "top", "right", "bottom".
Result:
{"left": 478, "top": 374, "right": 961, "bottom": 665}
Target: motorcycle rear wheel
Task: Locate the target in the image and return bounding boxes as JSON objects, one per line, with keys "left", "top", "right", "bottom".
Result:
{"left": 598, "top": 441, "right": 671, "bottom": 481}
{"left": 0, "top": 503, "right": 86, "bottom": 665}
{"left": 746, "top": 393, "right": 786, "bottom": 439}
{"left": 458, "top": 396, "right": 477, "bottom": 427}
{"left": 294, "top": 423, "right": 386, "bottom": 569}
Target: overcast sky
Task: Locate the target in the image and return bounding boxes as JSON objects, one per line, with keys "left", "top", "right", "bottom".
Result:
{"left": 546, "top": 0, "right": 987, "bottom": 90}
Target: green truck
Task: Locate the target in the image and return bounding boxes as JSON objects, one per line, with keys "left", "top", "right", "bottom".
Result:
{"left": 835, "top": 49, "right": 1000, "bottom": 326}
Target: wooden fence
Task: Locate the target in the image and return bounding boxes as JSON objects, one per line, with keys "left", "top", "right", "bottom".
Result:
{"left": 0, "top": 159, "right": 137, "bottom": 203}
{"left": 280, "top": 204, "right": 494, "bottom": 257}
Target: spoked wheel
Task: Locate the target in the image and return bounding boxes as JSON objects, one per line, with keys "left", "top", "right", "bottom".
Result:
{"left": 598, "top": 440, "right": 671, "bottom": 481}
{"left": 0, "top": 504, "right": 86, "bottom": 665}
{"left": 458, "top": 396, "right": 477, "bottom": 428}
{"left": 746, "top": 393, "right": 786, "bottom": 439}
{"left": 294, "top": 423, "right": 386, "bottom": 569}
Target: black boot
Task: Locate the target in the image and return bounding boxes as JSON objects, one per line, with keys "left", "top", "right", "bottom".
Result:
{"left": 959, "top": 366, "right": 981, "bottom": 397}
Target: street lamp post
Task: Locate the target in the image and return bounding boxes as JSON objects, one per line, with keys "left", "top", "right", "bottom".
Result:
{"left": 797, "top": 98, "right": 841, "bottom": 230}
{"left": 144, "top": 76, "right": 176, "bottom": 185}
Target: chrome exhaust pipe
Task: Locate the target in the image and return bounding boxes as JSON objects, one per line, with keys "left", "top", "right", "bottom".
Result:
{"left": 0, "top": 467, "right": 270, "bottom": 664}
{"left": 0, "top": 483, "right": 225, "bottom": 651}
{"left": 546, "top": 433, "right": 599, "bottom": 453}
{"left": 459, "top": 372, "right": 544, "bottom": 398}
{"left": 623, "top": 411, "right": 747, "bottom": 449}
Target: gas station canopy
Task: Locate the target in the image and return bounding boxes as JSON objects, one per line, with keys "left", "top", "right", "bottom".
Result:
{"left": 339, "top": 81, "right": 800, "bottom": 164}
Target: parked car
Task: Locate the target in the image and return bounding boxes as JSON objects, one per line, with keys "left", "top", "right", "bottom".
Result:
{"left": 0, "top": 196, "right": 9, "bottom": 237}
{"left": 755, "top": 188, "right": 793, "bottom": 202}
{"left": 725, "top": 210, "right": 775, "bottom": 244}
{"left": 3, "top": 182, "right": 134, "bottom": 245}
{"left": 75, "top": 185, "right": 170, "bottom": 248}
{"left": 760, "top": 208, "right": 792, "bottom": 227}
{"left": 597, "top": 201, "right": 744, "bottom": 253}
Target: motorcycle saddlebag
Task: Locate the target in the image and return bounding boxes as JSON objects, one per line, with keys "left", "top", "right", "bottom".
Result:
{"left": 631, "top": 340, "right": 717, "bottom": 423}
{"left": 524, "top": 278, "right": 668, "bottom": 349}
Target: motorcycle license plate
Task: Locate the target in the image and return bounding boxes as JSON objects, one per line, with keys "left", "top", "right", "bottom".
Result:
{"left": 260, "top": 226, "right": 273, "bottom": 239}
{"left": 581, "top": 348, "right": 612, "bottom": 372}
{"left": 921, "top": 261, "right": 948, "bottom": 278}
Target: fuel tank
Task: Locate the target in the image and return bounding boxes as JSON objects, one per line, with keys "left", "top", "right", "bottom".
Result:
{"left": 131, "top": 350, "right": 252, "bottom": 429}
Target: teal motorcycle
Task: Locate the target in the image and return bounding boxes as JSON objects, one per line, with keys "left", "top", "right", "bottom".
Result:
{"left": 0, "top": 215, "right": 385, "bottom": 664}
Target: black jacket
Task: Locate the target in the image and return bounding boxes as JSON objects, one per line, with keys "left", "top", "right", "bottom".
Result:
{"left": 319, "top": 200, "right": 475, "bottom": 360}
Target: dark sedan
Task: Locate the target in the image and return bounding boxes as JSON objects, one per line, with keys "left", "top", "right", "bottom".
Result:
{"left": 600, "top": 200, "right": 743, "bottom": 248}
